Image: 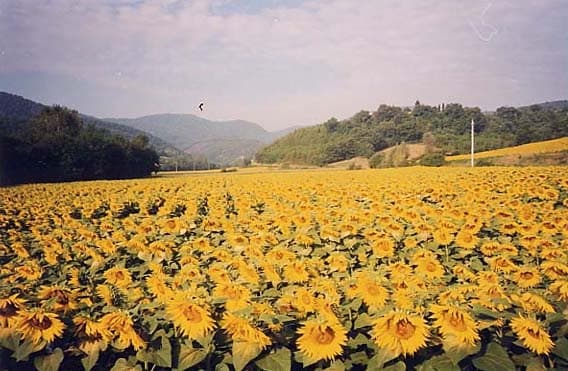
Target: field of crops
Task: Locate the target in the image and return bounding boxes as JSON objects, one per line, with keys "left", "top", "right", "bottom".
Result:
{"left": 0, "top": 167, "right": 567, "bottom": 370}
{"left": 446, "top": 137, "right": 568, "bottom": 161}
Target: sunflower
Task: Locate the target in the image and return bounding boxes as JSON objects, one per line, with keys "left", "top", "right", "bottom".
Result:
{"left": 512, "top": 267, "right": 541, "bottom": 288}
{"left": 103, "top": 267, "right": 132, "bottom": 289}
{"left": 455, "top": 230, "right": 478, "bottom": 250}
{"left": 221, "top": 313, "right": 271, "bottom": 348}
{"left": 0, "top": 294, "right": 26, "bottom": 327}
{"left": 283, "top": 262, "right": 310, "bottom": 283}
{"left": 356, "top": 278, "right": 389, "bottom": 309}
{"left": 549, "top": 279, "right": 568, "bottom": 301}
{"left": 511, "top": 292, "right": 555, "bottom": 313}
{"left": 100, "top": 311, "right": 145, "bottom": 350}
{"left": 432, "top": 229, "right": 453, "bottom": 246}
{"left": 17, "top": 309, "right": 65, "bottom": 344}
{"left": 325, "top": 252, "right": 348, "bottom": 273}
{"left": 370, "top": 236, "right": 395, "bottom": 259}
{"left": 73, "top": 316, "right": 113, "bottom": 352}
{"left": 96, "top": 284, "right": 115, "bottom": 306}
{"left": 541, "top": 261, "right": 568, "bottom": 280}
{"left": 38, "top": 286, "right": 78, "bottom": 312}
{"left": 293, "top": 287, "right": 317, "bottom": 314}
{"left": 16, "top": 260, "right": 43, "bottom": 281}
{"left": 415, "top": 257, "right": 445, "bottom": 280}
{"left": 430, "top": 304, "right": 479, "bottom": 348}
{"left": 388, "top": 262, "right": 413, "bottom": 282}
{"left": 296, "top": 319, "right": 347, "bottom": 363}
{"left": 510, "top": 316, "right": 553, "bottom": 355}
{"left": 166, "top": 299, "right": 215, "bottom": 340}
{"left": 371, "top": 311, "right": 429, "bottom": 357}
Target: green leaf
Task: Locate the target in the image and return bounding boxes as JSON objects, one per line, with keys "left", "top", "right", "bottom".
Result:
{"left": 324, "top": 360, "right": 345, "bottom": 371}
{"left": 472, "top": 342, "right": 515, "bottom": 371}
{"left": 154, "top": 336, "right": 172, "bottom": 368}
{"left": 215, "top": 363, "right": 230, "bottom": 371}
{"left": 417, "top": 355, "right": 459, "bottom": 371}
{"left": 33, "top": 348, "right": 64, "bottom": 371}
{"left": 471, "top": 305, "right": 502, "bottom": 319}
{"left": 349, "top": 298, "right": 362, "bottom": 311}
{"left": 110, "top": 357, "right": 142, "bottom": 371}
{"left": 255, "top": 347, "right": 291, "bottom": 371}
{"left": 136, "top": 336, "right": 172, "bottom": 368}
{"left": 367, "top": 347, "right": 398, "bottom": 370}
{"left": 443, "top": 341, "right": 481, "bottom": 364}
{"left": 347, "top": 333, "right": 370, "bottom": 348}
{"left": 552, "top": 337, "right": 568, "bottom": 361}
{"left": 0, "top": 330, "right": 20, "bottom": 351}
{"left": 232, "top": 341, "right": 263, "bottom": 371}
{"left": 349, "top": 351, "right": 368, "bottom": 364}
{"left": 354, "top": 313, "right": 373, "bottom": 329}
{"left": 526, "top": 357, "right": 546, "bottom": 371}
{"left": 383, "top": 361, "right": 406, "bottom": 371}
{"left": 81, "top": 348, "right": 100, "bottom": 371}
{"left": 177, "top": 344, "right": 209, "bottom": 370}
{"left": 12, "top": 339, "right": 46, "bottom": 362}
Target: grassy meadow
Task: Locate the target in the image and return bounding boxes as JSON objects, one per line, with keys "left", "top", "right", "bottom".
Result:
{"left": 0, "top": 167, "right": 567, "bottom": 370}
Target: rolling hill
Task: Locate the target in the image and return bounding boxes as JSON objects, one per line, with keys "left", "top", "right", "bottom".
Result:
{"left": 256, "top": 101, "right": 568, "bottom": 166}
{"left": 0, "top": 92, "right": 182, "bottom": 156}
{"left": 106, "top": 114, "right": 299, "bottom": 165}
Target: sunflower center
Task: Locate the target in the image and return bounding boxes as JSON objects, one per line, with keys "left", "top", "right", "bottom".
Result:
{"left": 30, "top": 316, "right": 53, "bottom": 330}
{"left": 53, "top": 290, "right": 70, "bottom": 305}
{"left": 426, "top": 262, "right": 437, "bottom": 272}
{"left": 527, "top": 328, "right": 540, "bottom": 339}
{"left": 395, "top": 319, "right": 416, "bottom": 339}
{"left": 448, "top": 314, "right": 467, "bottom": 331}
{"left": 115, "top": 271, "right": 125, "bottom": 280}
{"left": 520, "top": 272, "right": 534, "bottom": 280}
{"left": 0, "top": 303, "right": 18, "bottom": 317}
{"left": 166, "top": 220, "right": 176, "bottom": 229}
{"left": 365, "top": 282, "right": 382, "bottom": 295}
{"left": 183, "top": 306, "right": 202, "bottom": 323}
{"left": 315, "top": 326, "right": 335, "bottom": 345}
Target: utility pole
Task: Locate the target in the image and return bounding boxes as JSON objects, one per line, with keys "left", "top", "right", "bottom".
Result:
{"left": 471, "top": 119, "right": 475, "bottom": 167}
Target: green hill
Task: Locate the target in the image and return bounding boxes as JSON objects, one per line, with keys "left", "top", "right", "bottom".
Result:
{"left": 256, "top": 101, "right": 568, "bottom": 166}
{"left": 0, "top": 92, "right": 181, "bottom": 156}
{"left": 106, "top": 115, "right": 298, "bottom": 165}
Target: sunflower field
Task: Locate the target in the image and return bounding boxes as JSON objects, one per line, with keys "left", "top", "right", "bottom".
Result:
{"left": 0, "top": 167, "right": 567, "bottom": 370}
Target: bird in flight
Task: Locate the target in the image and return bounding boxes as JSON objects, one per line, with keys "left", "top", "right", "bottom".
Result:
{"left": 198, "top": 102, "right": 204, "bottom": 112}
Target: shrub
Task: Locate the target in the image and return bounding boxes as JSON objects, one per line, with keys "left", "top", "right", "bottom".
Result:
{"left": 420, "top": 152, "right": 446, "bottom": 167}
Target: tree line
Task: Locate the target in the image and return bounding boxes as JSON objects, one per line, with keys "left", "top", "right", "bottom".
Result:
{"left": 256, "top": 101, "right": 568, "bottom": 165}
{"left": 0, "top": 106, "right": 159, "bottom": 185}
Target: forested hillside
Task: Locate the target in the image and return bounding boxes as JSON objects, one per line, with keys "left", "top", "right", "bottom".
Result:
{"left": 256, "top": 101, "right": 568, "bottom": 165}
{"left": 0, "top": 106, "right": 159, "bottom": 185}
{"left": 0, "top": 92, "right": 180, "bottom": 155}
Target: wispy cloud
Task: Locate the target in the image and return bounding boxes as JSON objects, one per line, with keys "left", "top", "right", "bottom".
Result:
{"left": 0, "top": 0, "right": 566, "bottom": 129}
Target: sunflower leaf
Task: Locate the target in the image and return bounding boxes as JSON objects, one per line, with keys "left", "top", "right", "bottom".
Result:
{"left": 12, "top": 339, "right": 46, "bottom": 362}
{"left": 0, "top": 330, "right": 20, "bottom": 351}
{"left": 178, "top": 344, "right": 208, "bottom": 370}
{"left": 383, "top": 361, "right": 406, "bottom": 371}
{"left": 552, "top": 337, "right": 568, "bottom": 361}
{"left": 255, "top": 347, "right": 291, "bottom": 371}
{"left": 416, "top": 355, "right": 459, "bottom": 371}
{"left": 80, "top": 348, "right": 100, "bottom": 371}
{"left": 367, "top": 347, "right": 398, "bottom": 370}
{"left": 111, "top": 357, "right": 142, "bottom": 371}
{"left": 472, "top": 342, "right": 515, "bottom": 371}
{"left": 354, "top": 313, "right": 373, "bottom": 329}
{"left": 232, "top": 340, "right": 263, "bottom": 371}
{"left": 33, "top": 348, "right": 64, "bottom": 371}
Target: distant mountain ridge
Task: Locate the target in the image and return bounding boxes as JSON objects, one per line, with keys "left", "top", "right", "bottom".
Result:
{"left": 105, "top": 114, "right": 299, "bottom": 164}
{"left": 0, "top": 92, "right": 181, "bottom": 155}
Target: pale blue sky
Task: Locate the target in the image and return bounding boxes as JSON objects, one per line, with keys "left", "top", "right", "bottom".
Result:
{"left": 0, "top": 0, "right": 566, "bottom": 130}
